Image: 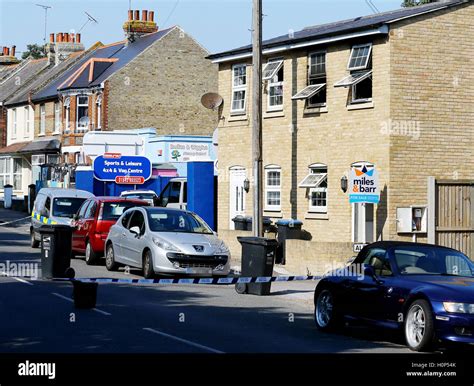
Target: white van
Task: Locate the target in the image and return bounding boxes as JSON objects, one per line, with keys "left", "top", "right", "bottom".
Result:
{"left": 30, "top": 188, "right": 94, "bottom": 248}
{"left": 157, "top": 178, "right": 187, "bottom": 210}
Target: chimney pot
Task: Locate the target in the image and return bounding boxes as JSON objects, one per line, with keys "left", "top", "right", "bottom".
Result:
{"left": 142, "top": 10, "right": 148, "bottom": 21}
{"left": 70, "top": 33, "right": 75, "bottom": 43}
{"left": 128, "top": 10, "right": 133, "bottom": 20}
{"left": 76, "top": 33, "right": 81, "bottom": 43}
{"left": 149, "top": 10, "right": 154, "bottom": 22}
{"left": 50, "top": 33, "right": 55, "bottom": 43}
{"left": 2, "top": 47, "right": 6, "bottom": 56}
{"left": 6, "top": 48, "right": 10, "bottom": 56}
{"left": 11, "top": 46, "right": 15, "bottom": 57}
{"left": 56, "top": 33, "right": 61, "bottom": 42}
{"left": 134, "top": 10, "right": 140, "bottom": 20}
{"left": 66, "top": 33, "right": 70, "bottom": 43}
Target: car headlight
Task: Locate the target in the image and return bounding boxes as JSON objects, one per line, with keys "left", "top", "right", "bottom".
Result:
{"left": 443, "top": 302, "right": 474, "bottom": 314}
{"left": 152, "top": 237, "right": 181, "bottom": 252}
{"left": 214, "top": 241, "right": 229, "bottom": 255}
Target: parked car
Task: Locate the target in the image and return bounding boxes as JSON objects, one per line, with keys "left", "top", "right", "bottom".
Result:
{"left": 31, "top": 188, "right": 94, "bottom": 248}
{"left": 105, "top": 206, "right": 230, "bottom": 278}
{"left": 71, "top": 197, "right": 149, "bottom": 265}
{"left": 119, "top": 190, "right": 158, "bottom": 206}
{"left": 314, "top": 241, "right": 474, "bottom": 352}
{"left": 156, "top": 178, "right": 187, "bottom": 209}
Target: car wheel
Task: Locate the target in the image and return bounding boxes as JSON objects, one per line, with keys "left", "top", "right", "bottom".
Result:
{"left": 143, "top": 250, "right": 155, "bottom": 279}
{"left": 30, "top": 230, "right": 39, "bottom": 248}
{"left": 405, "top": 299, "right": 436, "bottom": 352}
{"left": 85, "top": 241, "right": 99, "bottom": 265}
{"left": 314, "top": 289, "right": 341, "bottom": 331}
{"left": 105, "top": 244, "right": 118, "bottom": 271}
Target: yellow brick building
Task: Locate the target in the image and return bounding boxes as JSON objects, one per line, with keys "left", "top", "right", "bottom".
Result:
{"left": 208, "top": 0, "right": 474, "bottom": 271}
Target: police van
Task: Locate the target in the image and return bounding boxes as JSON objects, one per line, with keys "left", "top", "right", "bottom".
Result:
{"left": 30, "top": 188, "right": 94, "bottom": 248}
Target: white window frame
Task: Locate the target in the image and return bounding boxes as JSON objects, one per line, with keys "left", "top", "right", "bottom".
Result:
{"left": 0, "top": 157, "right": 22, "bottom": 190}
{"left": 262, "top": 60, "right": 284, "bottom": 81}
{"left": 54, "top": 101, "right": 60, "bottom": 133}
{"left": 24, "top": 107, "right": 31, "bottom": 137}
{"left": 39, "top": 104, "right": 46, "bottom": 135}
{"left": 306, "top": 163, "right": 328, "bottom": 214}
{"left": 76, "top": 95, "right": 89, "bottom": 132}
{"left": 351, "top": 74, "right": 373, "bottom": 104}
{"left": 266, "top": 59, "right": 284, "bottom": 112}
{"left": 230, "top": 64, "right": 247, "bottom": 114}
{"left": 264, "top": 165, "right": 281, "bottom": 212}
{"left": 12, "top": 108, "right": 17, "bottom": 138}
{"left": 75, "top": 152, "right": 84, "bottom": 165}
{"left": 64, "top": 97, "right": 70, "bottom": 133}
{"left": 347, "top": 43, "right": 372, "bottom": 71}
{"left": 96, "top": 94, "right": 102, "bottom": 129}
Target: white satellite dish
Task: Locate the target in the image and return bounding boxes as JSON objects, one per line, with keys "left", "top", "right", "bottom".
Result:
{"left": 201, "top": 92, "right": 223, "bottom": 111}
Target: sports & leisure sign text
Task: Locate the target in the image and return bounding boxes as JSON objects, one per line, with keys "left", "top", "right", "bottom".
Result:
{"left": 349, "top": 162, "right": 380, "bottom": 204}
{"left": 93, "top": 154, "right": 152, "bottom": 183}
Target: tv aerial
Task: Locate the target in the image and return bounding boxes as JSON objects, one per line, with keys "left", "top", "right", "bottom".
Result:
{"left": 35, "top": 4, "right": 52, "bottom": 46}
{"left": 79, "top": 11, "right": 99, "bottom": 33}
{"left": 201, "top": 93, "right": 223, "bottom": 111}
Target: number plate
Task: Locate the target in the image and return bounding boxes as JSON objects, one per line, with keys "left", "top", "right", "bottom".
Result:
{"left": 185, "top": 267, "right": 213, "bottom": 275}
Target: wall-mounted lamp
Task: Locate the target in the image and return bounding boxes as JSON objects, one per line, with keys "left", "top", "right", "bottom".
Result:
{"left": 244, "top": 178, "right": 250, "bottom": 193}
{"left": 341, "top": 175, "right": 348, "bottom": 193}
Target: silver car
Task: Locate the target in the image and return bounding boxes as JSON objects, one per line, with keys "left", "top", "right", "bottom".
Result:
{"left": 105, "top": 207, "right": 231, "bottom": 278}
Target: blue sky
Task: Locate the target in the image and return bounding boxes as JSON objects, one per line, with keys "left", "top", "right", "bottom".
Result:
{"left": 1, "top": 0, "right": 404, "bottom": 56}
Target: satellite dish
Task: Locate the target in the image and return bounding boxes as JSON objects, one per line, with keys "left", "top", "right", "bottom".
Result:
{"left": 201, "top": 93, "right": 223, "bottom": 110}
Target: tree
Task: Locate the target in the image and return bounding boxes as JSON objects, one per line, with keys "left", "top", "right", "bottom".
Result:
{"left": 402, "top": 0, "right": 438, "bottom": 7}
{"left": 21, "top": 44, "right": 46, "bottom": 60}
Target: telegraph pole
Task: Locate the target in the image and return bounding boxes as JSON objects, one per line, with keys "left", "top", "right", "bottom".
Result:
{"left": 252, "top": 0, "right": 263, "bottom": 237}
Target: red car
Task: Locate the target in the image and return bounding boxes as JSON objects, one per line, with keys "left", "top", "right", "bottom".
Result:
{"left": 72, "top": 197, "right": 149, "bottom": 265}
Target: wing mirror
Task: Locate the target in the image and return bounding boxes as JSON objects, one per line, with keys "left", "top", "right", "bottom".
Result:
{"left": 129, "top": 226, "right": 141, "bottom": 237}
{"left": 154, "top": 196, "right": 162, "bottom": 207}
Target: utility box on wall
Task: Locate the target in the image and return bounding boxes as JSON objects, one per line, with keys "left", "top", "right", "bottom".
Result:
{"left": 397, "top": 206, "right": 427, "bottom": 234}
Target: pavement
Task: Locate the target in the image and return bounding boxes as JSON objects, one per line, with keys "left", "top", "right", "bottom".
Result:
{"left": 0, "top": 208, "right": 414, "bottom": 353}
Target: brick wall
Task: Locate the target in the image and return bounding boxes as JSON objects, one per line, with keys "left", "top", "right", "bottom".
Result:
{"left": 216, "top": 35, "right": 392, "bottom": 243}
{"left": 107, "top": 27, "right": 218, "bottom": 135}
{"left": 389, "top": 3, "right": 474, "bottom": 242}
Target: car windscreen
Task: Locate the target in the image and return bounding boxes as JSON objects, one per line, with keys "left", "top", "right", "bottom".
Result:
{"left": 147, "top": 209, "right": 213, "bottom": 234}
{"left": 393, "top": 246, "right": 473, "bottom": 277}
{"left": 52, "top": 197, "right": 88, "bottom": 218}
{"left": 100, "top": 201, "right": 147, "bottom": 221}
{"left": 123, "top": 193, "right": 155, "bottom": 200}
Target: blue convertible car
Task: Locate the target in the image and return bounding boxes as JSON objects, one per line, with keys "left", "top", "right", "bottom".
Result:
{"left": 314, "top": 241, "right": 474, "bottom": 351}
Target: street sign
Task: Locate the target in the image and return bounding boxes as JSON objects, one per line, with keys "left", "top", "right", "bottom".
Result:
{"left": 349, "top": 162, "right": 380, "bottom": 204}
{"left": 353, "top": 243, "right": 368, "bottom": 253}
{"left": 93, "top": 155, "right": 152, "bottom": 183}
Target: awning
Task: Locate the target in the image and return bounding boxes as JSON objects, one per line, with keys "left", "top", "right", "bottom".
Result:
{"left": 19, "top": 138, "right": 60, "bottom": 154}
{"left": 0, "top": 141, "right": 29, "bottom": 154}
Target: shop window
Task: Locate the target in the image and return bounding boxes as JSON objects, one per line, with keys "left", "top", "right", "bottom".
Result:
{"left": 231, "top": 64, "right": 247, "bottom": 114}
{"left": 76, "top": 96, "right": 89, "bottom": 132}
{"left": 293, "top": 52, "right": 327, "bottom": 107}
{"left": 300, "top": 163, "right": 327, "bottom": 213}
{"left": 334, "top": 43, "right": 373, "bottom": 105}
{"left": 265, "top": 165, "right": 281, "bottom": 211}
{"left": 264, "top": 59, "right": 284, "bottom": 111}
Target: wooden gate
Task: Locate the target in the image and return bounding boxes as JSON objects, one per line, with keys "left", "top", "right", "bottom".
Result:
{"left": 436, "top": 181, "right": 474, "bottom": 258}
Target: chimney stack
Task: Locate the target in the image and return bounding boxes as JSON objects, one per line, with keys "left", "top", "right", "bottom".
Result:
{"left": 123, "top": 9, "right": 158, "bottom": 43}
{"left": 0, "top": 45, "right": 19, "bottom": 65}
{"left": 46, "top": 31, "right": 85, "bottom": 65}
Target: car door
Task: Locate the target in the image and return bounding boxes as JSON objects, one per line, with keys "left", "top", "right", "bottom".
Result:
{"left": 114, "top": 210, "right": 134, "bottom": 260}
{"left": 121, "top": 210, "right": 146, "bottom": 266}
{"left": 82, "top": 200, "right": 98, "bottom": 249}
{"left": 72, "top": 200, "right": 91, "bottom": 251}
{"left": 351, "top": 248, "right": 394, "bottom": 321}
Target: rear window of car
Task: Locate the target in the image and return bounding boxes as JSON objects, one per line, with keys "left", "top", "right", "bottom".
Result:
{"left": 53, "top": 197, "right": 88, "bottom": 218}
{"left": 100, "top": 201, "right": 148, "bottom": 221}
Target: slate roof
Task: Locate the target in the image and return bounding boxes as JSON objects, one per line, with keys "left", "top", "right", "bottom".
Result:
{"left": 0, "top": 141, "right": 29, "bottom": 154}
{"left": 0, "top": 58, "right": 49, "bottom": 102}
{"left": 19, "top": 137, "right": 60, "bottom": 153}
{"left": 57, "top": 27, "right": 175, "bottom": 91}
{"left": 4, "top": 50, "right": 90, "bottom": 107}
{"left": 207, "top": 0, "right": 470, "bottom": 60}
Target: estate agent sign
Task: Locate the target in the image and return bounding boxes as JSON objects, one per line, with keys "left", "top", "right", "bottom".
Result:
{"left": 349, "top": 162, "right": 380, "bottom": 204}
